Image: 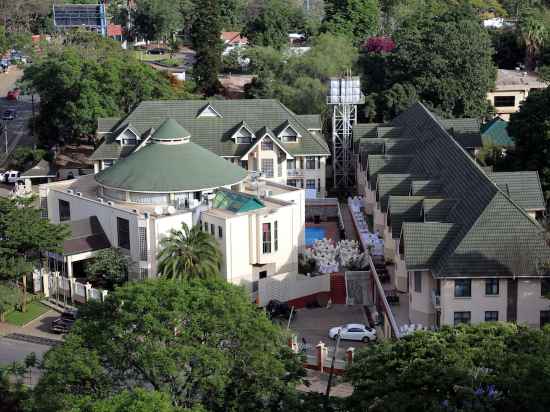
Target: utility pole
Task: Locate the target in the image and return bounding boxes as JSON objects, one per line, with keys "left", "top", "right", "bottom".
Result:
{"left": 4, "top": 121, "right": 7, "bottom": 154}
{"left": 324, "top": 331, "right": 341, "bottom": 411}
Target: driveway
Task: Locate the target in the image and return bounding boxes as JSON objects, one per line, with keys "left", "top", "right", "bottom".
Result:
{"left": 290, "top": 305, "right": 370, "bottom": 360}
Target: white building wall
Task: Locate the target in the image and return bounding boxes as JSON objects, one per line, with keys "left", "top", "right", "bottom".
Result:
{"left": 439, "top": 278, "right": 508, "bottom": 326}
{"left": 517, "top": 279, "right": 550, "bottom": 328}
{"left": 408, "top": 270, "right": 435, "bottom": 326}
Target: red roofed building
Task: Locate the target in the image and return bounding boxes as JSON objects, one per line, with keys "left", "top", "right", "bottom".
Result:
{"left": 221, "top": 32, "right": 248, "bottom": 47}
{"left": 108, "top": 24, "right": 123, "bottom": 40}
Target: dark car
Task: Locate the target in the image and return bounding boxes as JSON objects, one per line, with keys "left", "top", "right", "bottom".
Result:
{"left": 50, "top": 310, "right": 78, "bottom": 334}
{"left": 2, "top": 108, "right": 16, "bottom": 120}
{"left": 266, "top": 300, "right": 294, "bottom": 320}
{"left": 147, "top": 47, "right": 167, "bottom": 55}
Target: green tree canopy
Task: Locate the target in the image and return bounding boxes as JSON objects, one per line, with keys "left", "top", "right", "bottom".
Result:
{"left": 31, "top": 278, "right": 305, "bottom": 411}
{"left": 132, "top": 0, "right": 184, "bottom": 41}
{"left": 323, "top": 0, "right": 381, "bottom": 44}
{"left": 22, "top": 33, "right": 188, "bottom": 144}
{"left": 85, "top": 248, "right": 129, "bottom": 290}
{"left": 508, "top": 86, "right": 550, "bottom": 198}
{"left": 245, "top": 33, "right": 359, "bottom": 114}
{"left": 244, "top": 0, "right": 306, "bottom": 49}
{"left": 346, "top": 323, "right": 550, "bottom": 411}
{"left": 190, "top": 0, "right": 223, "bottom": 96}
{"left": 157, "top": 222, "right": 222, "bottom": 280}
{"left": 362, "top": 2, "right": 497, "bottom": 120}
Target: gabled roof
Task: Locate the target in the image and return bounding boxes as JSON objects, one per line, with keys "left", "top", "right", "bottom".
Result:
{"left": 91, "top": 100, "right": 330, "bottom": 161}
{"left": 97, "top": 117, "right": 120, "bottom": 134}
{"left": 296, "top": 114, "right": 322, "bottom": 130}
{"left": 376, "top": 174, "right": 417, "bottom": 212}
{"left": 221, "top": 32, "right": 248, "bottom": 45}
{"left": 213, "top": 190, "right": 264, "bottom": 213}
{"left": 197, "top": 103, "right": 223, "bottom": 118}
{"left": 360, "top": 102, "right": 550, "bottom": 277}
{"left": 388, "top": 196, "right": 424, "bottom": 239}
{"left": 240, "top": 127, "right": 293, "bottom": 159}
{"left": 481, "top": 117, "right": 514, "bottom": 146}
{"left": 488, "top": 171, "right": 545, "bottom": 211}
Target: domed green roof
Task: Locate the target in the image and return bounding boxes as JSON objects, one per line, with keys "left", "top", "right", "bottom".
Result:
{"left": 151, "top": 118, "right": 191, "bottom": 140}
{"left": 95, "top": 139, "right": 247, "bottom": 193}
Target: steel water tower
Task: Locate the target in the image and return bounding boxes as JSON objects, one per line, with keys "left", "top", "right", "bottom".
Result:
{"left": 327, "top": 74, "right": 364, "bottom": 189}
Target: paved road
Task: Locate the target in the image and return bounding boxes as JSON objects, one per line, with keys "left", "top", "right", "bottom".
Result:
{"left": 0, "top": 336, "right": 51, "bottom": 365}
{"left": 0, "top": 67, "right": 37, "bottom": 168}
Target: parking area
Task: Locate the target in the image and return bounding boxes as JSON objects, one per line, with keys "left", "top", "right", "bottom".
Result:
{"left": 290, "top": 304, "right": 370, "bottom": 359}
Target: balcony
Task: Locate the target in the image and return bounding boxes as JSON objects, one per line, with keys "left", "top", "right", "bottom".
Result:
{"left": 287, "top": 169, "right": 303, "bottom": 177}
{"left": 431, "top": 289, "right": 440, "bottom": 309}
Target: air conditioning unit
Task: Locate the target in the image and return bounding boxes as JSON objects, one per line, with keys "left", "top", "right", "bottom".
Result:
{"left": 66, "top": 189, "right": 74, "bottom": 194}
{"left": 167, "top": 206, "right": 176, "bottom": 215}
{"left": 97, "top": 197, "right": 104, "bottom": 203}
{"left": 76, "top": 192, "right": 82, "bottom": 197}
{"left": 107, "top": 201, "right": 114, "bottom": 206}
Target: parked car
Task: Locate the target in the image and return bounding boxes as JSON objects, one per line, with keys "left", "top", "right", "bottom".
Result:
{"left": 329, "top": 323, "right": 377, "bottom": 342}
{"left": 50, "top": 310, "right": 78, "bottom": 334}
{"left": 1, "top": 170, "right": 20, "bottom": 183}
{"left": 147, "top": 47, "right": 167, "bottom": 55}
{"left": 2, "top": 108, "right": 16, "bottom": 120}
{"left": 6, "top": 88, "right": 20, "bottom": 100}
{"left": 266, "top": 299, "right": 294, "bottom": 319}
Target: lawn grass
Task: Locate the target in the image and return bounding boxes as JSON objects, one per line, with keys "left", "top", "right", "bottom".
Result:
{"left": 133, "top": 51, "right": 167, "bottom": 62}
{"left": 5, "top": 301, "right": 49, "bottom": 326}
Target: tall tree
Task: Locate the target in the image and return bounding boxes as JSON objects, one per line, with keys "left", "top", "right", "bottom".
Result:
{"left": 244, "top": 0, "right": 306, "bottom": 49}
{"left": 85, "top": 248, "right": 130, "bottom": 290}
{"left": 323, "top": 0, "right": 380, "bottom": 44}
{"left": 362, "top": 3, "right": 497, "bottom": 120}
{"left": 508, "top": 86, "right": 550, "bottom": 198}
{"left": 517, "top": 7, "right": 548, "bottom": 70}
{"left": 22, "top": 33, "right": 185, "bottom": 144}
{"left": 157, "top": 222, "right": 222, "bottom": 280}
{"left": 132, "top": 0, "right": 183, "bottom": 41}
{"left": 191, "top": 0, "right": 223, "bottom": 95}
{"left": 346, "top": 323, "right": 550, "bottom": 411}
{"left": 31, "top": 278, "right": 305, "bottom": 411}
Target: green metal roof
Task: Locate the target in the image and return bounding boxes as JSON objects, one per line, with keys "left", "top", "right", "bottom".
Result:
{"left": 388, "top": 196, "right": 424, "bottom": 238}
{"left": 95, "top": 138, "right": 247, "bottom": 192}
{"left": 488, "top": 171, "right": 545, "bottom": 211}
{"left": 377, "top": 174, "right": 416, "bottom": 212}
{"left": 213, "top": 190, "right": 264, "bottom": 213}
{"left": 481, "top": 117, "right": 514, "bottom": 146}
{"left": 360, "top": 103, "right": 550, "bottom": 278}
{"left": 92, "top": 100, "right": 330, "bottom": 161}
{"left": 296, "top": 114, "right": 322, "bottom": 130}
{"left": 151, "top": 118, "right": 190, "bottom": 140}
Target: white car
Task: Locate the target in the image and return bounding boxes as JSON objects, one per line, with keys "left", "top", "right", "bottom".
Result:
{"left": 329, "top": 323, "right": 377, "bottom": 342}
{"left": 1, "top": 170, "right": 20, "bottom": 183}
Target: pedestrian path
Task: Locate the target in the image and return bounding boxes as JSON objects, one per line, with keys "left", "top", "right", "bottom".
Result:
{"left": 340, "top": 203, "right": 360, "bottom": 243}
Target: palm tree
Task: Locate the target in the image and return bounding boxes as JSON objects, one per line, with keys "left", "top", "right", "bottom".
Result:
{"left": 518, "top": 9, "right": 548, "bottom": 70}
{"left": 157, "top": 222, "right": 222, "bottom": 280}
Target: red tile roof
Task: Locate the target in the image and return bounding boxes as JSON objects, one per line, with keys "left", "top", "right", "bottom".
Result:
{"left": 108, "top": 24, "right": 123, "bottom": 37}
{"left": 221, "top": 31, "right": 248, "bottom": 45}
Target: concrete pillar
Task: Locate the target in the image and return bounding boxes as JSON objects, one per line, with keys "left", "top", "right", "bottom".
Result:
{"left": 69, "top": 278, "right": 76, "bottom": 303}
{"left": 346, "top": 347, "right": 355, "bottom": 368}
{"left": 84, "top": 282, "right": 92, "bottom": 302}
{"left": 67, "top": 257, "right": 73, "bottom": 278}
{"left": 42, "top": 271, "right": 50, "bottom": 297}
{"left": 288, "top": 335, "right": 298, "bottom": 353}
{"left": 316, "top": 341, "right": 327, "bottom": 372}
{"left": 101, "top": 290, "right": 108, "bottom": 302}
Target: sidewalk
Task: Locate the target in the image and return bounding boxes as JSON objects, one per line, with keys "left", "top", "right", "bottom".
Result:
{"left": 0, "top": 309, "right": 63, "bottom": 341}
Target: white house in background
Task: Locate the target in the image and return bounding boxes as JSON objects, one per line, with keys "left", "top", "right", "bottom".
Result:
{"left": 91, "top": 99, "right": 330, "bottom": 197}
{"left": 487, "top": 69, "right": 549, "bottom": 120}
{"left": 40, "top": 118, "right": 305, "bottom": 296}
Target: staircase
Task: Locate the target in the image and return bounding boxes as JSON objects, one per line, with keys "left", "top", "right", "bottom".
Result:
{"left": 330, "top": 273, "right": 347, "bottom": 304}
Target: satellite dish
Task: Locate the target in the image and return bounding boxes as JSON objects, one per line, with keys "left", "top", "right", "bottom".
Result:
{"left": 167, "top": 205, "right": 176, "bottom": 215}
{"left": 154, "top": 206, "right": 163, "bottom": 216}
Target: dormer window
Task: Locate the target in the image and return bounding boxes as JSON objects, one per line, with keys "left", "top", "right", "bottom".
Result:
{"left": 116, "top": 126, "right": 140, "bottom": 146}
{"left": 232, "top": 123, "right": 255, "bottom": 144}
{"left": 197, "top": 104, "right": 223, "bottom": 118}
{"left": 278, "top": 123, "right": 301, "bottom": 143}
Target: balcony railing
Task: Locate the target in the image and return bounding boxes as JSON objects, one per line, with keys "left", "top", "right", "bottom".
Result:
{"left": 287, "top": 169, "right": 303, "bottom": 177}
{"left": 431, "top": 289, "right": 441, "bottom": 308}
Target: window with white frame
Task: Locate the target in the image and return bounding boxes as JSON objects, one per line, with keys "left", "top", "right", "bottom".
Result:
{"left": 262, "top": 159, "right": 274, "bottom": 178}
{"left": 234, "top": 127, "right": 253, "bottom": 144}
{"left": 287, "top": 159, "right": 296, "bottom": 170}
{"left": 280, "top": 126, "right": 298, "bottom": 142}
{"left": 453, "top": 311, "right": 471, "bottom": 325}
{"left": 306, "top": 179, "right": 315, "bottom": 189}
